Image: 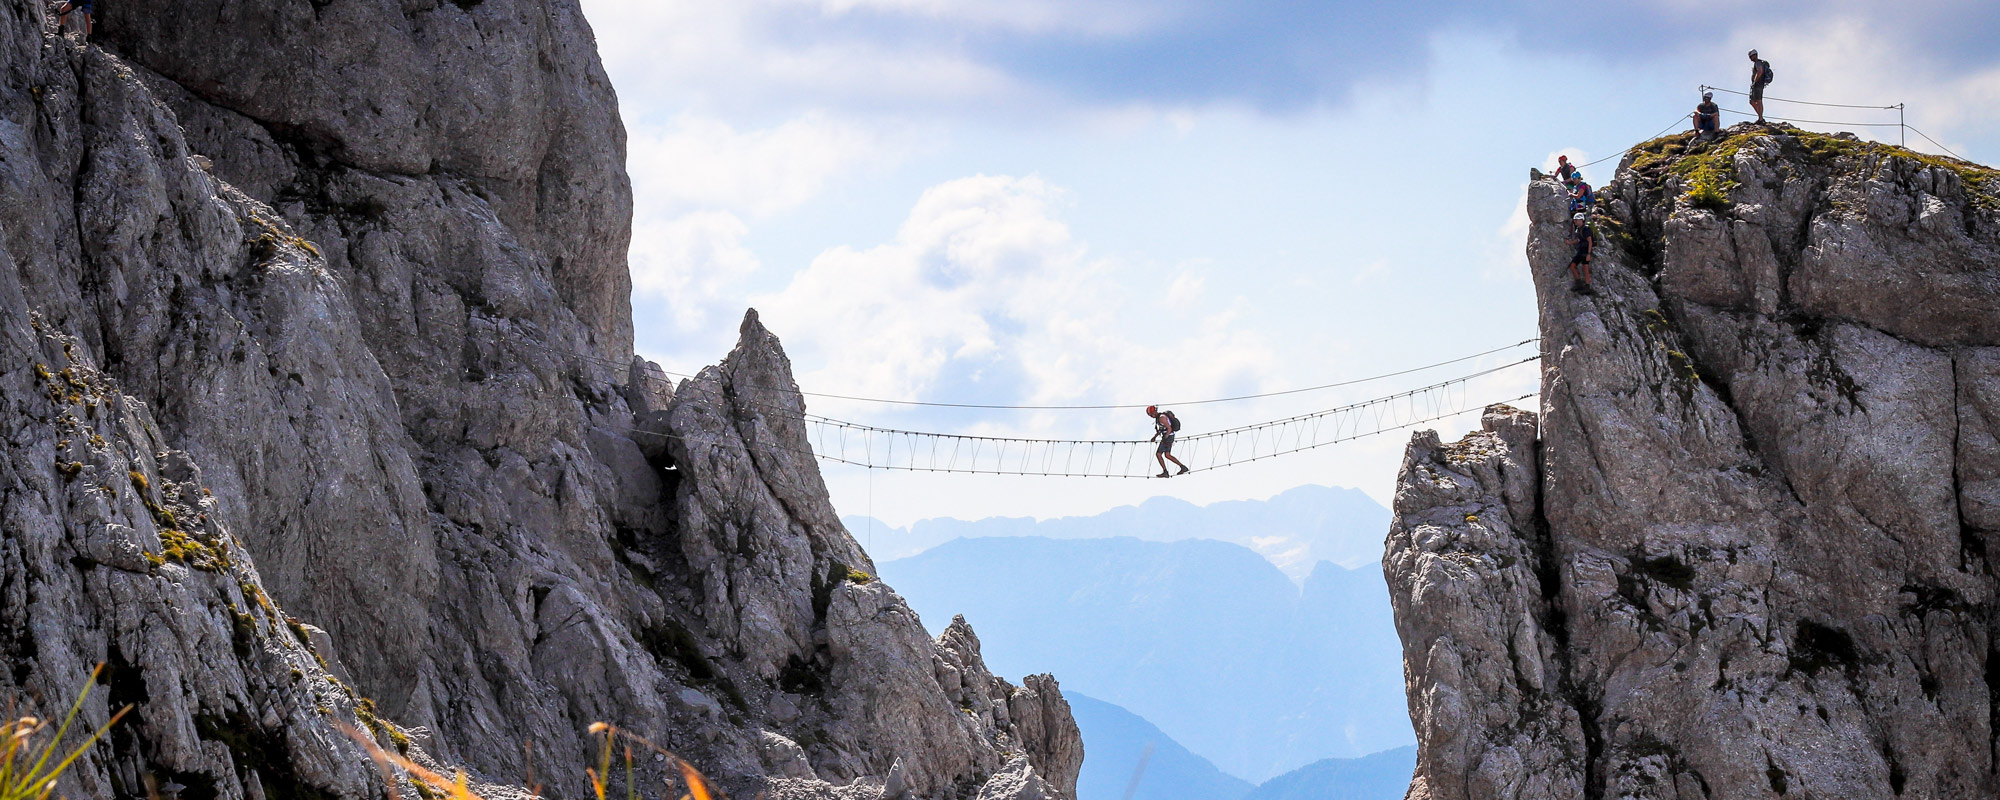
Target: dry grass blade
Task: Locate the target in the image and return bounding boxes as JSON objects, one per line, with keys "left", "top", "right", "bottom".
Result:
{"left": 338, "top": 723, "right": 485, "bottom": 800}
{"left": 343, "top": 719, "right": 721, "bottom": 800}
{"left": 1, "top": 663, "right": 131, "bottom": 800}
{"left": 674, "top": 762, "right": 712, "bottom": 800}
{"left": 590, "top": 723, "right": 721, "bottom": 800}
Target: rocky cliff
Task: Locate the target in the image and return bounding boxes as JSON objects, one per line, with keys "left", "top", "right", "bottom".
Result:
{"left": 1387, "top": 124, "right": 2000, "bottom": 799}
{"left": 0, "top": 4, "right": 1078, "bottom": 799}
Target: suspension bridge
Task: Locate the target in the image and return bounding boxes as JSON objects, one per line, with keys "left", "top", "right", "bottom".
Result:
{"left": 794, "top": 364, "right": 1537, "bottom": 478}
{"left": 487, "top": 330, "right": 1543, "bottom": 478}
{"left": 471, "top": 86, "right": 1971, "bottom": 479}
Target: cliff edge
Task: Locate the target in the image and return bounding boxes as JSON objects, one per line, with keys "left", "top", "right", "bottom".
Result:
{"left": 0, "top": 3, "right": 1078, "bottom": 798}
{"left": 1387, "top": 124, "right": 2000, "bottom": 799}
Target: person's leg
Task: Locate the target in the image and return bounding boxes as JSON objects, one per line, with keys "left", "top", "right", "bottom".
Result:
{"left": 1167, "top": 453, "right": 1189, "bottom": 474}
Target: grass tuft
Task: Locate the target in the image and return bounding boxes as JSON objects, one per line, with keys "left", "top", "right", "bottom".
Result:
{"left": 342, "top": 720, "right": 722, "bottom": 800}
{"left": 1, "top": 664, "right": 131, "bottom": 800}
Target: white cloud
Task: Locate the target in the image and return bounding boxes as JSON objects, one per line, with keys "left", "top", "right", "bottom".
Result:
{"left": 1348, "top": 259, "right": 1389, "bottom": 287}
{"left": 630, "top": 212, "right": 761, "bottom": 331}
{"left": 1484, "top": 183, "right": 1533, "bottom": 285}
{"left": 808, "top": 0, "right": 1167, "bottom": 37}
{"left": 1725, "top": 17, "right": 2000, "bottom": 157}
{"left": 626, "top": 111, "right": 897, "bottom": 218}
{"left": 1165, "top": 270, "right": 1205, "bottom": 308}
{"left": 619, "top": 109, "right": 918, "bottom": 342}
{"left": 582, "top": 0, "right": 1026, "bottom": 114}
{"left": 753, "top": 174, "right": 1281, "bottom": 425}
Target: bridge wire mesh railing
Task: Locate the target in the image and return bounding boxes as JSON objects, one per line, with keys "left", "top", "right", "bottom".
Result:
{"left": 470, "top": 328, "right": 1543, "bottom": 478}
{"left": 793, "top": 359, "right": 1539, "bottom": 477}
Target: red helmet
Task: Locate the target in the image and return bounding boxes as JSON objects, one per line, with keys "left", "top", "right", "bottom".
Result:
{"left": 1558, "top": 155, "right": 1569, "bottom": 163}
{"left": 1145, "top": 405, "right": 1158, "bottom": 416}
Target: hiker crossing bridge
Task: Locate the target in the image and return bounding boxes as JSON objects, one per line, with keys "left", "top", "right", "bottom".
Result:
{"left": 491, "top": 331, "right": 1542, "bottom": 478}
{"left": 795, "top": 367, "right": 1537, "bottom": 478}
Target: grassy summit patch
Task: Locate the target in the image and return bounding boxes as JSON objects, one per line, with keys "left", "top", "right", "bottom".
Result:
{"left": 1623, "top": 125, "right": 1999, "bottom": 212}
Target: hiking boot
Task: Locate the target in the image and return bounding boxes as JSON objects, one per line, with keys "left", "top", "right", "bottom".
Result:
{"left": 1177, "top": 465, "right": 1190, "bottom": 475}
{"left": 1580, "top": 283, "right": 1599, "bottom": 296}
{"left": 1156, "top": 471, "right": 1171, "bottom": 478}
{"left": 1571, "top": 279, "right": 1586, "bottom": 293}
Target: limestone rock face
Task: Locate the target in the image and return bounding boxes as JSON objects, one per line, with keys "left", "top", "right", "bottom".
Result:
{"left": 1386, "top": 407, "right": 1585, "bottom": 800}
{"left": 0, "top": 3, "right": 1077, "bottom": 799}
{"left": 1388, "top": 124, "right": 2000, "bottom": 799}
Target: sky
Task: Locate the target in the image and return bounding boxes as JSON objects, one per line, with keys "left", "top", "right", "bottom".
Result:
{"left": 578, "top": 0, "right": 2000, "bottom": 528}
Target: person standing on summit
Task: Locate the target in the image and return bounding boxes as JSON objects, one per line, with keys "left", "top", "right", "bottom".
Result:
{"left": 1146, "top": 405, "right": 1190, "bottom": 478}
{"left": 1748, "top": 49, "right": 1774, "bottom": 123}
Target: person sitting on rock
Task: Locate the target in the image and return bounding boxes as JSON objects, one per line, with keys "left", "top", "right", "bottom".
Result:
{"left": 1748, "top": 50, "right": 1773, "bottom": 123}
{"left": 1146, "top": 405, "right": 1189, "bottom": 478}
{"left": 1566, "top": 212, "right": 1596, "bottom": 295}
{"left": 55, "top": 0, "right": 92, "bottom": 38}
{"left": 1694, "top": 91, "right": 1721, "bottom": 140}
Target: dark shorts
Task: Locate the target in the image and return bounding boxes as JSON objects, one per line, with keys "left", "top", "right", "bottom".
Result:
{"left": 62, "top": 0, "right": 91, "bottom": 12}
{"left": 1695, "top": 115, "right": 1718, "bottom": 133}
{"left": 1750, "top": 83, "right": 1765, "bottom": 104}
{"left": 1157, "top": 436, "right": 1175, "bottom": 455}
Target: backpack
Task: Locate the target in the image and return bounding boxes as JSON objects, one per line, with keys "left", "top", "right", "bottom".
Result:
{"left": 1164, "top": 410, "right": 1182, "bottom": 433}
{"left": 1759, "top": 61, "right": 1774, "bottom": 86}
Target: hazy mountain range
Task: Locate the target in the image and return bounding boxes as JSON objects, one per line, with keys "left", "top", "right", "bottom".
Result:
{"left": 850, "top": 483, "right": 1391, "bottom": 580}
{"left": 1068, "top": 693, "right": 1252, "bottom": 800}
{"left": 1243, "top": 746, "right": 1417, "bottom": 800}
{"left": 879, "top": 534, "right": 1411, "bottom": 783}
{"left": 1070, "top": 692, "right": 1415, "bottom": 800}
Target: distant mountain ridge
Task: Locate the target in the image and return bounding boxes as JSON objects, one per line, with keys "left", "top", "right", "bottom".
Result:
{"left": 1069, "top": 691, "right": 1415, "bottom": 800}
{"left": 880, "top": 535, "right": 1411, "bottom": 783}
{"left": 1243, "top": 746, "right": 1417, "bottom": 800}
{"left": 1068, "top": 693, "right": 1254, "bottom": 800}
{"left": 850, "top": 483, "right": 1391, "bottom": 579}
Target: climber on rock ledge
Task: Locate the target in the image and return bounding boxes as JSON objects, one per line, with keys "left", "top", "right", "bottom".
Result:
{"left": 1568, "top": 174, "right": 1594, "bottom": 217}
{"left": 55, "top": 0, "right": 93, "bottom": 38}
{"left": 1553, "top": 155, "right": 1578, "bottom": 183}
{"left": 1566, "top": 212, "right": 1597, "bottom": 295}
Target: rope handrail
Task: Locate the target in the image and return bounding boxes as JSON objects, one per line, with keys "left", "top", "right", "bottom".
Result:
{"left": 463, "top": 327, "right": 1543, "bottom": 477}
{"left": 1904, "top": 123, "right": 1971, "bottom": 162}
{"left": 488, "top": 327, "right": 1542, "bottom": 411}
{"left": 776, "top": 391, "right": 1538, "bottom": 477}
{"left": 793, "top": 366, "right": 1537, "bottom": 477}
{"left": 1578, "top": 113, "right": 1692, "bottom": 168}
{"left": 1714, "top": 107, "right": 1905, "bottom": 128}
{"left": 1698, "top": 84, "right": 1900, "bottom": 110}
{"left": 797, "top": 356, "right": 1539, "bottom": 446}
